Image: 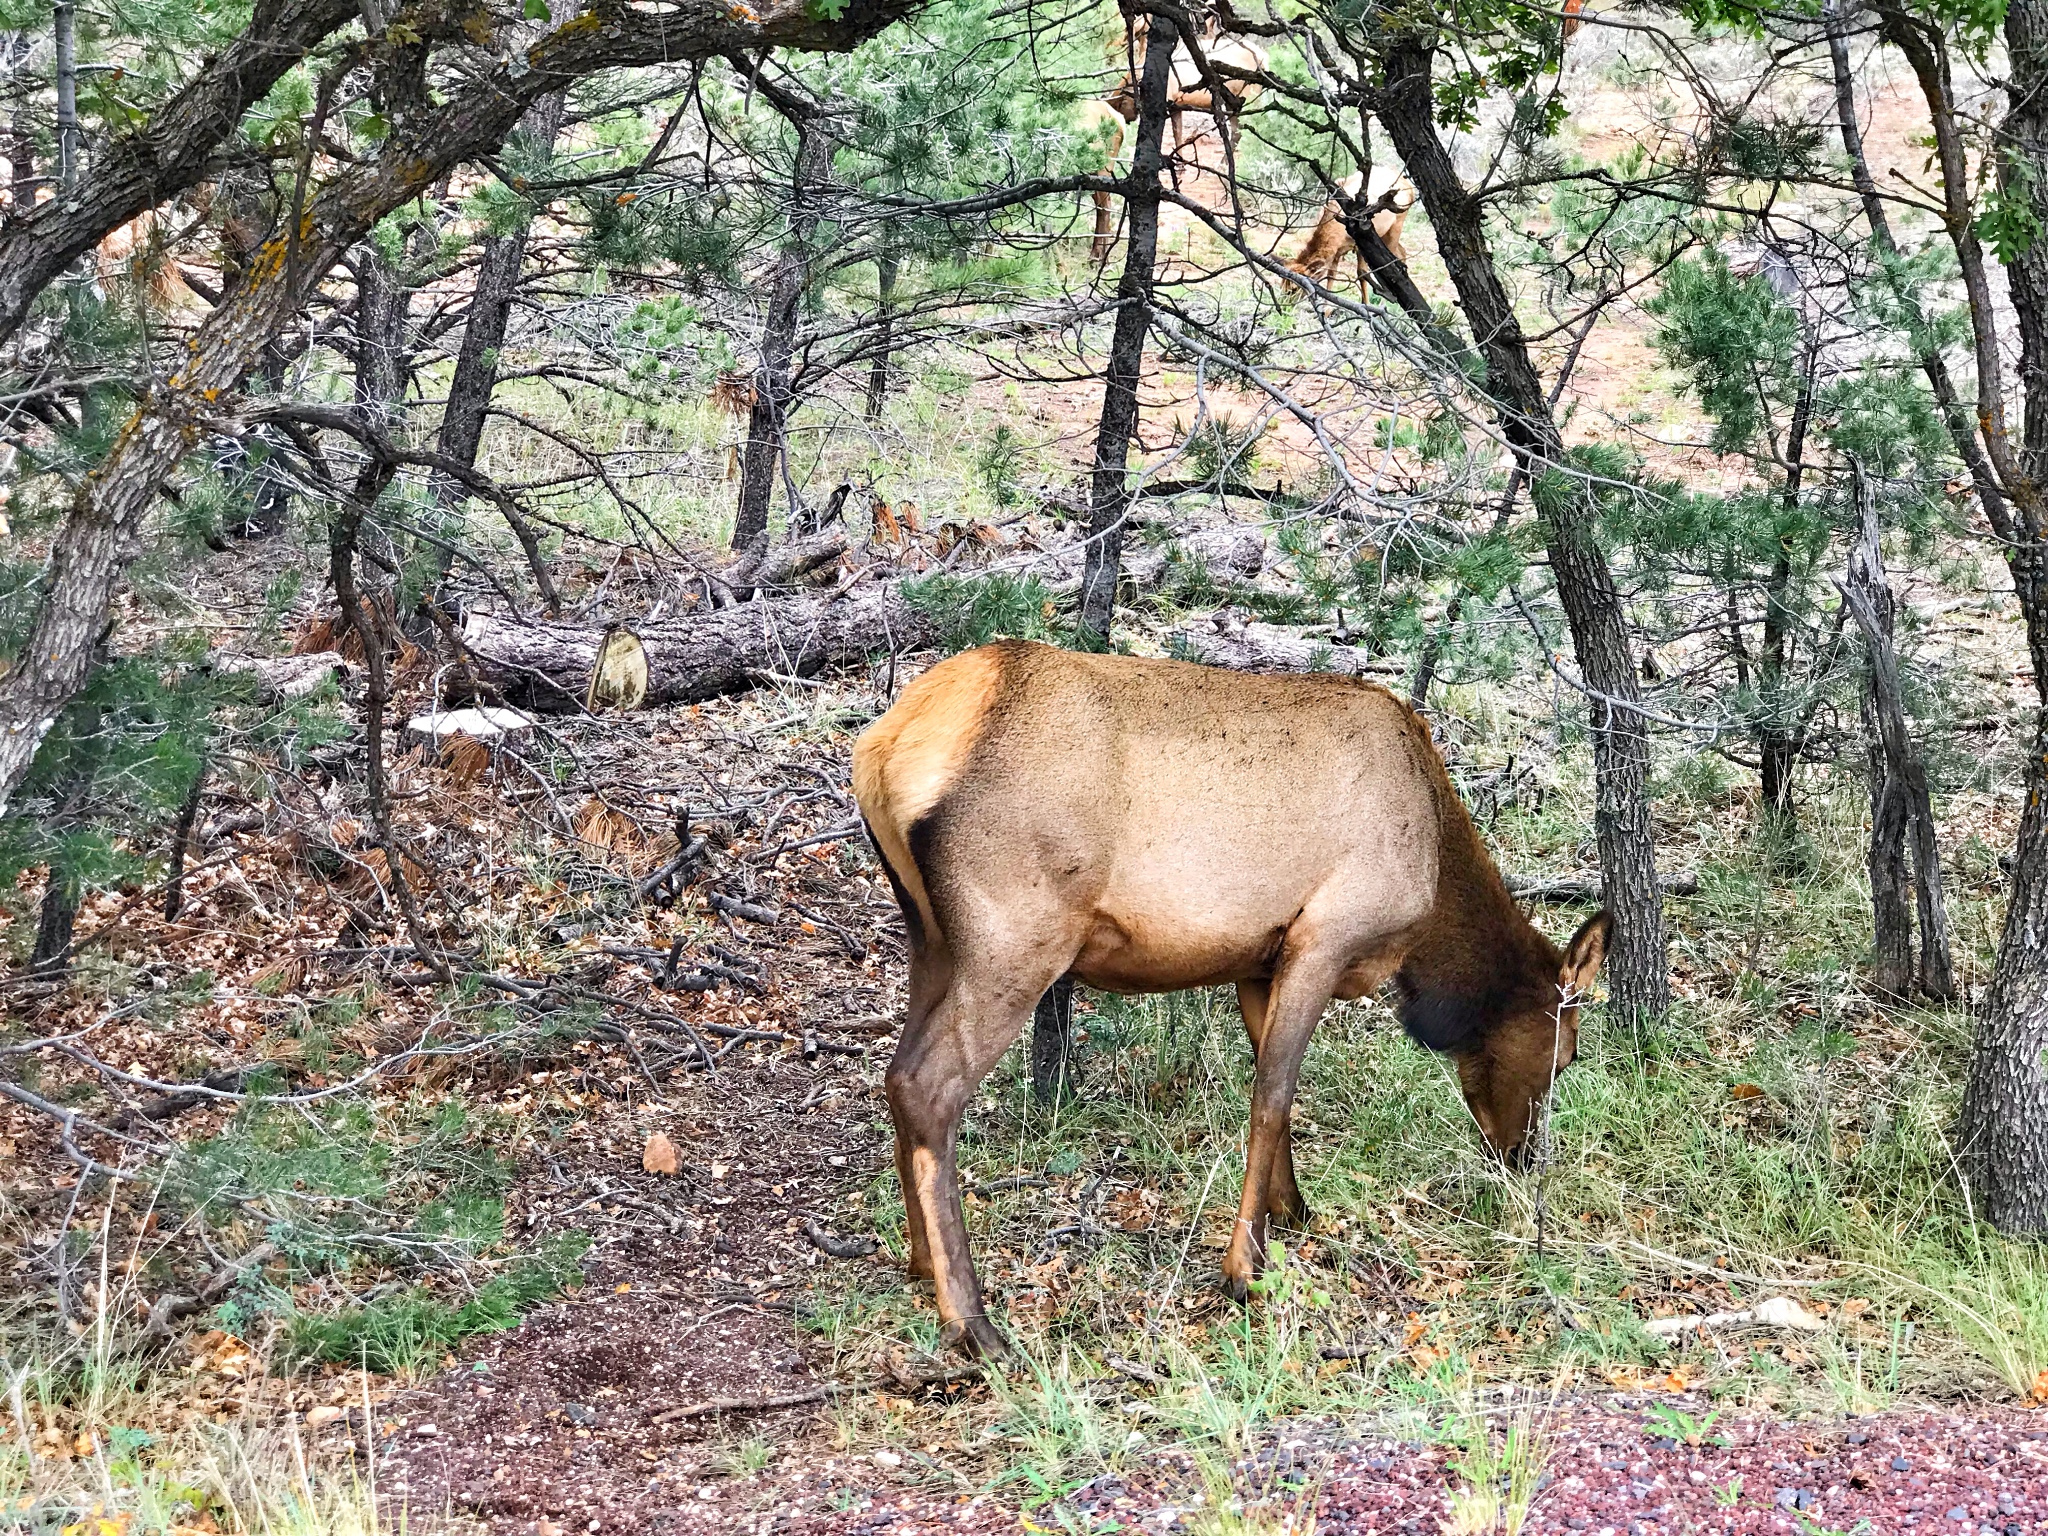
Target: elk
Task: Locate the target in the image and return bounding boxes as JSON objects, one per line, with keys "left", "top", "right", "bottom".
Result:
{"left": 1284, "top": 172, "right": 1416, "bottom": 303}
{"left": 1073, "top": 98, "right": 1127, "bottom": 262}
{"left": 854, "top": 641, "right": 1612, "bottom": 1358}
{"left": 1107, "top": 14, "right": 1268, "bottom": 168}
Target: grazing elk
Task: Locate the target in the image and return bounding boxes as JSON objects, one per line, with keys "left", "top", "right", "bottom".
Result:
{"left": 1283, "top": 171, "right": 1416, "bottom": 303}
{"left": 1107, "top": 13, "right": 1268, "bottom": 168}
{"left": 854, "top": 641, "right": 1612, "bottom": 1358}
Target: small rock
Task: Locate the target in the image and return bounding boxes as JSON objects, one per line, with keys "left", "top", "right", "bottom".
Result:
{"left": 1893, "top": 1457, "right": 1913, "bottom": 1472}
{"left": 1847, "top": 1430, "right": 1869, "bottom": 1445}
{"left": 873, "top": 1450, "right": 902, "bottom": 1469}
{"left": 562, "top": 1402, "right": 597, "bottom": 1428}
{"left": 1752, "top": 1295, "right": 1827, "bottom": 1332}
{"left": 304, "top": 1405, "right": 344, "bottom": 1430}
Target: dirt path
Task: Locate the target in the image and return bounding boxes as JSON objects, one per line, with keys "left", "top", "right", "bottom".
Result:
{"left": 378, "top": 1042, "right": 900, "bottom": 1533}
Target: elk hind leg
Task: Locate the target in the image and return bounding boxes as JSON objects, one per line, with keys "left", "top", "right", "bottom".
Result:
{"left": 1235, "top": 979, "right": 1309, "bottom": 1229}
{"left": 1091, "top": 189, "right": 1115, "bottom": 263}
{"left": 886, "top": 969, "right": 1056, "bottom": 1358}
{"left": 890, "top": 946, "right": 953, "bottom": 1282}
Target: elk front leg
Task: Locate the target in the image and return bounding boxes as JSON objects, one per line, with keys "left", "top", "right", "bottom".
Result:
{"left": 1235, "top": 979, "right": 1308, "bottom": 1229}
{"left": 1222, "top": 954, "right": 1342, "bottom": 1302}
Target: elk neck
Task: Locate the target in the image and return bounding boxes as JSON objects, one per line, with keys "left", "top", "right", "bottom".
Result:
{"left": 1389, "top": 778, "right": 1563, "bottom": 1055}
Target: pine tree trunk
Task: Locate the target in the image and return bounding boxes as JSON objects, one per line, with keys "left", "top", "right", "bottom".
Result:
{"left": 0, "top": 0, "right": 361, "bottom": 349}
{"left": 31, "top": 875, "right": 78, "bottom": 974}
{"left": 1030, "top": 976, "right": 1075, "bottom": 1103}
{"left": 53, "top": 3, "right": 77, "bottom": 190}
{"left": 426, "top": 91, "right": 565, "bottom": 603}
{"left": 1376, "top": 38, "right": 1669, "bottom": 1026}
{"left": 1758, "top": 348, "right": 1815, "bottom": 822}
{"left": 735, "top": 123, "right": 834, "bottom": 551}
{"left": 1957, "top": 0, "right": 2048, "bottom": 1231}
{"left": 1830, "top": 1, "right": 2012, "bottom": 531}
{"left": 1077, "top": 9, "right": 1177, "bottom": 643}
{"left": 354, "top": 240, "right": 409, "bottom": 415}
{"left": 865, "top": 246, "right": 898, "bottom": 422}
{"left": 1842, "top": 480, "right": 1915, "bottom": 999}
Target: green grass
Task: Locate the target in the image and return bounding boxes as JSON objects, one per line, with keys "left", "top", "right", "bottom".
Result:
{"left": 282, "top": 1234, "right": 586, "bottom": 1376}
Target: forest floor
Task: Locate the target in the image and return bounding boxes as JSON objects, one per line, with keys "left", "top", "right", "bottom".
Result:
{"left": 8, "top": 641, "right": 2041, "bottom": 1536}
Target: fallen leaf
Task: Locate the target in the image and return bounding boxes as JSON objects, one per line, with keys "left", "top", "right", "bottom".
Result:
{"left": 642, "top": 1131, "right": 680, "bottom": 1176}
{"left": 304, "top": 1405, "right": 344, "bottom": 1430}
{"left": 1729, "top": 1083, "right": 1766, "bottom": 1100}
{"left": 2029, "top": 1369, "right": 2048, "bottom": 1406}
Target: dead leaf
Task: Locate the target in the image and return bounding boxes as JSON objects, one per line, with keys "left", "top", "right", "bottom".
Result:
{"left": 872, "top": 499, "right": 904, "bottom": 545}
{"left": 304, "top": 1405, "right": 344, "bottom": 1430}
{"left": 441, "top": 736, "right": 491, "bottom": 790}
{"left": 573, "top": 797, "right": 640, "bottom": 854}
{"left": 2029, "top": 1369, "right": 2048, "bottom": 1405}
{"left": 643, "top": 1130, "right": 680, "bottom": 1176}
{"left": 1729, "top": 1083, "right": 1766, "bottom": 1100}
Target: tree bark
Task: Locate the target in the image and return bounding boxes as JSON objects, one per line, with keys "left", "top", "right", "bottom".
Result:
{"left": 0, "top": 0, "right": 360, "bottom": 347}
{"left": 1076, "top": 7, "right": 1178, "bottom": 643}
{"left": 1758, "top": 343, "right": 1816, "bottom": 822}
{"left": 331, "top": 458, "right": 449, "bottom": 981}
{"left": 735, "top": 119, "right": 835, "bottom": 550}
{"left": 354, "top": 241, "right": 409, "bottom": 416}
{"left": 0, "top": 0, "right": 920, "bottom": 815}
{"left": 31, "top": 875, "right": 78, "bottom": 974}
{"left": 1956, "top": 0, "right": 2048, "bottom": 1231}
{"left": 427, "top": 91, "right": 566, "bottom": 606}
{"left": 1839, "top": 471, "right": 1951, "bottom": 1000}
{"left": 52, "top": 2, "right": 77, "bottom": 191}
{"left": 1030, "top": 975, "right": 1075, "bottom": 1103}
{"left": 1376, "top": 36, "right": 1669, "bottom": 1026}
{"left": 1834, "top": 1, "right": 2013, "bottom": 532}
{"left": 865, "top": 245, "right": 898, "bottom": 422}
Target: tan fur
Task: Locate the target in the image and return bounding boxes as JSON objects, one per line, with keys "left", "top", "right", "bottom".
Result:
{"left": 851, "top": 644, "right": 1003, "bottom": 946}
{"left": 1107, "top": 16, "right": 1267, "bottom": 167}
{"left": 1074, "top": 99, "right": 1127, "bottom": 261}
{"left": 1284, "top": 172, "right": 1416, "bottom": 303}
{"left": 855, "top": 642, "right": 1611, "bottom": 1357}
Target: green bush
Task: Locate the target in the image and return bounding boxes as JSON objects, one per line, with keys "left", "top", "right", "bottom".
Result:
{"left": 903, "top": 572, "right": 1071, "bottom": 653}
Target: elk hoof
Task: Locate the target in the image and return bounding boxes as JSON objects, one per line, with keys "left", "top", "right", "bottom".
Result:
{"left": 941, "top": 1314, "right": 1010, "bottom": 1361}
{"left": 1219, "top": 1266, "right": 1252, "bottom": 1305}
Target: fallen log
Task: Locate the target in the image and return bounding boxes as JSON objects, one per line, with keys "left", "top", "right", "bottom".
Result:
{"left": 206, "top": 650, "right": 350, "bottom": 702}
{"left": 463, "top": 526, "right": 1270, "bottom": 710}
{"left": 461, "top": 583, "right": 940, "bottom": 708}
{"left": 1167, "top": 609, "right": 1405, "bottom": 678}
{"left": 1506, "top": 870, "right": 1701, "bottom": 903}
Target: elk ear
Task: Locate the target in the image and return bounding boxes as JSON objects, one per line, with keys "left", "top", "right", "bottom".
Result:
{"left": 1559, "top": 910, "right": 1613, "bottom": 996}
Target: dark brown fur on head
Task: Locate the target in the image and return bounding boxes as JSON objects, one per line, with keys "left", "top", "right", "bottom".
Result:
{"left": 1396, "top": 910, "right": 1612, "bottom": 1164}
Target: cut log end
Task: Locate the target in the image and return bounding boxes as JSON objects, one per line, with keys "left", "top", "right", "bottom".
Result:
{"left": 587, "top": 626, "right": 649, "bottom": 712}
{"left": 405, "top": 707, "right": 537, "bottom": 752}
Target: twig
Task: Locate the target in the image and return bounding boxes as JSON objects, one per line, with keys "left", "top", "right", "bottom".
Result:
{"left": 649, "top": 1385, "right": 836, "bottom": 1424}
{"left": 707, "top": 891, "right": 780, "bottom": 925}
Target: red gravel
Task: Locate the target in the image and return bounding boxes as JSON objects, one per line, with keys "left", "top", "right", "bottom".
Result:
{"left": 759, "top": 1400, "right": 2048, "bottom": 1536}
